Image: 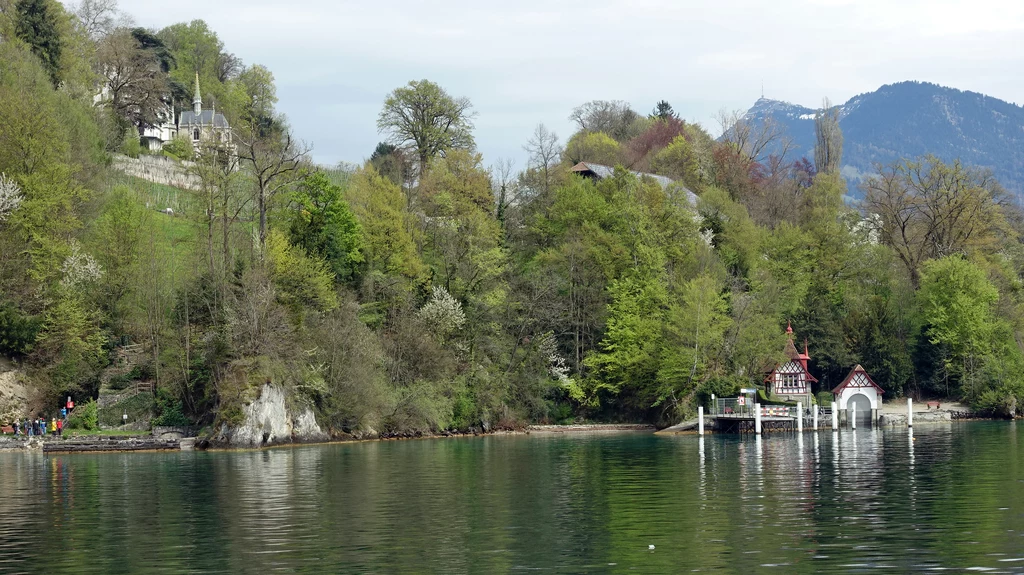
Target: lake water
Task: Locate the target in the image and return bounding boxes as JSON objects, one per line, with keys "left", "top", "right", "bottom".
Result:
{"left": 1, "top": 423, "right": 1024, "bottom": 573}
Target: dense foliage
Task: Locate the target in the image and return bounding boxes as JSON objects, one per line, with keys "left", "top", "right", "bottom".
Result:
{"left": 3, "top": 1, "right": 1024, "bottom": 435}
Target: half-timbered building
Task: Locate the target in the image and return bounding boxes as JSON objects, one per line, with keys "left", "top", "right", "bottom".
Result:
{"left": 764, "top": 322, "right": 817, "bottom": 405}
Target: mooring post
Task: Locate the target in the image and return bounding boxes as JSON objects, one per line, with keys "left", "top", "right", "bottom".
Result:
{"left": 813, "top": 405, "right": 819, "bottom": 431}
{"left": 831, "top": 402, "right": 838, "bottom": 431}
{"left": 698, "top": 406, "right": 705, "bottom": 436}
{"left": 908, "top": 397, "right": 913, "bottom": 428}
{"left": 851, "top": 404, "right": 857, "bottom": 430}
{"left": 796, "top": 402, "right": 803, "bottom": 433}
{"left": 755, "top": 403, "right": 762, "bottom": 434}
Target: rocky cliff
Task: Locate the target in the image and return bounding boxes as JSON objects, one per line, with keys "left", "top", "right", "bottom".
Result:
{"left": 0, "top": 359, "right": 29, "bottom": 422}
{"left": 210, "top": 384, "right": 329, "bottom": 448}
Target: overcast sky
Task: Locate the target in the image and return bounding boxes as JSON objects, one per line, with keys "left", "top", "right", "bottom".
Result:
{"left": 114, "top": 0, "right": 1024, "bottom": 168}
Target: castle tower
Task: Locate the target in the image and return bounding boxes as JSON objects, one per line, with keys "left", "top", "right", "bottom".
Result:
{"left": 193, "top": 72, "right": 202, "bottom": 116}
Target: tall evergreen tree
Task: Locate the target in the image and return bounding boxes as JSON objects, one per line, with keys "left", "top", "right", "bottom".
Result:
{"left": 15, "top": 0, "right": 64, "bottom": 87}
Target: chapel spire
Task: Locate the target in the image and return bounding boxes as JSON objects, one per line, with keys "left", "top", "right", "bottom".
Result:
{"left": 193, "top": 72, "right": 202, "bottom": 116}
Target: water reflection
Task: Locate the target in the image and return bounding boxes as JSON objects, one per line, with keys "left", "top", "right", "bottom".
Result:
{"left": 1, "top": 425, "right": 1024, "bottom": 573}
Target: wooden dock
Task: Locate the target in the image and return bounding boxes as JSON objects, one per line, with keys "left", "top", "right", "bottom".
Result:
{"left": 712, "top": 414, "right": 798, "bottom": 434}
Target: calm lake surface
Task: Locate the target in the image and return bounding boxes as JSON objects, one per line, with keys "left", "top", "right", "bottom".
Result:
{"left": 2, "top": 423, "right": 1024, "bottom": 573}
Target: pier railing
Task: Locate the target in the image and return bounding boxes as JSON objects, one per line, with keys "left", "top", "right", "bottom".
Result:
{"left": 712, "top": 398, "right": 750, "bottom": 417}
{"left": 712, "top": 399, "right": 804, "bottom": 419}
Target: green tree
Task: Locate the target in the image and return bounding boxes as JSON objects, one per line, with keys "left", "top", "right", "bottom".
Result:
{"left": 91, "top": 186, "right": 148, "bottom": 331}
{"left": 346, "top": 166, "right": 424, "bottom": 288}
{"left": 266, "top": 229, "right": 338, "bottom": 322}
{"left": 651, "top": 100, "right": 677, "bottom": 121}
{"left": 14, "top": 0, "right": 64, "bottom": 86}
{"left": 650, "top": 135, "right": 700, "bottom": 188}
{"left": 584, "top": 275, "right": 666, "bottom": 412}
{"left": 289, "top": 171, "right": 365, "bottom": 284}
{"left": 657, "top": 274, "right": 732, "bottom": 416}
{"left": 377, "top": 79, "right": 475, "bottom": 176}
{"left": 237, "top": 63, "right": 277, "bottom": 124}
{"left": 918, "top": 255, "right": 1002, "bottom": 399}
{"left": 563, "top": 131, "right": 622, "bottom": 166}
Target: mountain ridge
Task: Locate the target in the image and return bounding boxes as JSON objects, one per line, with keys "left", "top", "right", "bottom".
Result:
{"left": 741, "top": 81, "right": 1024, "bottom": 197}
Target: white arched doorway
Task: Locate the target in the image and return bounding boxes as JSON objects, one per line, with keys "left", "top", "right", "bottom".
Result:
{"left": 847, "top": 393, "right": 872, "bottom": 426}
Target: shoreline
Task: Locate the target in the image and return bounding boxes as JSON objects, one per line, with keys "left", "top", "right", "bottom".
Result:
{"left": 3, "top": 417, "right": 1003, "bottom": 454}
{"left": 0, "top": 423, "right": 658, "bottom": 454}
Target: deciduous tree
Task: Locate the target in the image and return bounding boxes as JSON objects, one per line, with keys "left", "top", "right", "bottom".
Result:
{"left": 377, "top": 79, "right": 475, "bottom": 177}
{"left": 814, "top": 97, "right": 843, "bottom": 175}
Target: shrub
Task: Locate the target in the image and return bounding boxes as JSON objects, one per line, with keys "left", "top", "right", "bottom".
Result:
{"left": 67, "top": 399, "right": 98, "bottom": 430}
{"left": 0, "top": 301, "right": 41, "bottom": 356}
{"left": 162, "top": 136, "right": 193, "bottom": 161}
{"left": 757, "top": 389, "right": 797, "bottom": 406}
{"left": 152, "top": 388, "right": 190, "bottom": 427}
{"left": 98, "top": 393, "right": 154, "bottom": 427}
{"left": 107, "top": 372, "right": 132, "bottom": 390}
{"left": 121, "top": 131, "right": 142, "bottom": 158}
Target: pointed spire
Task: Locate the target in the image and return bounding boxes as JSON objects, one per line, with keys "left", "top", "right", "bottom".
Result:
{"left": 786, "top": 320, "right": 793, "bottom": 335}
{"left": 804, "top": 338, "right": 809, "bottom": 357}
{"left": 193, "top": 72, "right": 202, "bottom": 116}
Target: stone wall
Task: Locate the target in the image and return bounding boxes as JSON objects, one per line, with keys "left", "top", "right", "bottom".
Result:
{"left": 153, "top": 426, "right": 197, "bottom": 440}
{"left": 112, "top": 154, "right": 199, "bottom": 191}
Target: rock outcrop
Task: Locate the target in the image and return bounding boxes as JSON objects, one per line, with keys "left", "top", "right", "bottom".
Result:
{"left": 0, "top": 359, "right": 29, "bottom": 422}
{"left": 878, "top": 410, "right": 953, "bottom": 427}
{"left": 210, "top": 384, "right": 328, "bottom": 448}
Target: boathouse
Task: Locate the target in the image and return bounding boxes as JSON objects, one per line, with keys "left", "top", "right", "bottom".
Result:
{"left": 764, "top": 322, "right": 816, "bottom": 407}
{"left": 833, "top": 364, "right": 883, "bottom": 426}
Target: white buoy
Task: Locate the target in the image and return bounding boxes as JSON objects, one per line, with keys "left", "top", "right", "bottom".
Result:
{"left": 851, "top": 404, "right": 857, "bottom": 430}
{"left": 755, "top": 403, "right": 762, "bottom": 434}
{"left": 831, "top": 402, "right": 838, "bottom": 431}
{"left": 649, "top": 545, "right": 655, "bottom": 550}
{"left": 797, "top": 402, "right": 803, "bottom": 432}
{"left": 698, "top": 406, "right": 705, "bottom": 436}
{"left": 908, "top": 397, "right": 913, "bottom": 428}
{"left": 813, "top": 405, "right": 819, "bottom": 430}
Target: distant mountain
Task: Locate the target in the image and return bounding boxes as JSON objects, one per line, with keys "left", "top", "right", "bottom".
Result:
{"left": 741, "top": 82, "right": 1024, "bottom": 198}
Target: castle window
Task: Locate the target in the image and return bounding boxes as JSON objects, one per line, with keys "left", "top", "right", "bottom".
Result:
{"left": 193, "top": 129, "right": 200, "bottom": 141}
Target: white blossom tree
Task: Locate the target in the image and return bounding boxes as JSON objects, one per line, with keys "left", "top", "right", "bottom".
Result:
{"left": 61, "top": 240, "right": 104, "bottom": 287}
{"left": 417, "top": 286, "right": 466, "bottom": 341}
{"left": 0, "top": 173, "right": 23, "bottom": 222}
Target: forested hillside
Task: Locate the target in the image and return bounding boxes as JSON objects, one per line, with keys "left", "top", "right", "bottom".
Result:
{"left": 740, "top": 82, "right": 1024, "bottom": 197}
{"left": 1, "top": 0, "right": 1024, "bottom": 436}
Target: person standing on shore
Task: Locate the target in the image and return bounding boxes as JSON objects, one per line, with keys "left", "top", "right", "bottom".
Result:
{"left": 49, "top": 418, "right": 56, "bottom": 435}
{"left": 56, "top": 418, "right": 62, "bottom": 438}
{"left": 13, "top": 419, "right": 19, "bottom": 436}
